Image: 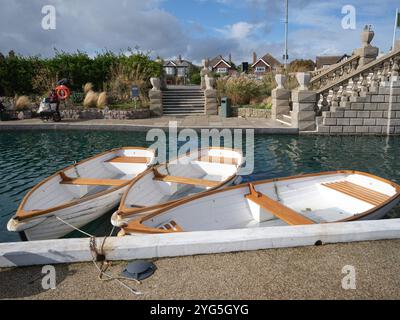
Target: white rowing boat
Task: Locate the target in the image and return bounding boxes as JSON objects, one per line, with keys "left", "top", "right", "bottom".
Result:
{"left": 7, "top": 147, "right": 155, "bottom": 241}
{"left": 118, "top": 171, "right": 400, "bottom": 235}
{"left": 111, "top": 147, "right": 244, "bottom": 227}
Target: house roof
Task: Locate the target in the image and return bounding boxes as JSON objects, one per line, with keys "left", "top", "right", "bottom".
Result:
{"left": 163, "top": 59, "right": 192, "bottom": 68}
{"left": 209, "top": 55, "right": 232, "bottom": 69}
{"left": 315, "top": 55, "right": 350, "bottom": 69}
{"left": 251, "top": 53, "right": 281, "bottom": 68}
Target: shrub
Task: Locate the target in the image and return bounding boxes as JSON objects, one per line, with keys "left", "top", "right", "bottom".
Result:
{"left": 84, "top": 82, "right": 93, "bottom": 94}
{"left": 224, "top": 76, "right": 263, "bottom": 105}
{"left": 32, "top": 66, "right": 56, "bottom": 95}
{"left": 261, "top": 73, "right": 277, "bottom": 97}
{"left": 190, "top": 73, "right": 201, "bottom": 85}
{"left": 15, "top": 95, "right": 30, "bottom": 110}
{"left": 70, "top": 92, "right": 85, "bottom": 104}
{"left": 83, "top": 91, "right": 98, "bottom": 108}
{"left": 97, "top": 92, "right": 107, "bottom": 108}
{"left": 106, "top": 51, "right": 162, "bottom": 103}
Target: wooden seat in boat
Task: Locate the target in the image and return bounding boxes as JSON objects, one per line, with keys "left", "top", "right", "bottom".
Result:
{"left": 106, "top": 156, "right": 150, "bottom": 164}
{"left": 198, "top": 155, "right": 238, "bottom": 165}
{"left": 159, "top": 220, "right": 183, "bottom": 232}
{"left": 322, "top": 181, "right": 390, "bottom": 206}
{"left": 59, "top": 172, "right": 130, "bottom": 186}
{"left": 152, "top": 168, "right": 219, "bottom": 187}
{"left": 245, "top": 183, "right": 315, "bottom": 225}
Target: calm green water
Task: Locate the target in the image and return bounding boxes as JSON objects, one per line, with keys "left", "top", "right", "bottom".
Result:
{"left": 0, "top": 130, "right": 399, "bottom": 242}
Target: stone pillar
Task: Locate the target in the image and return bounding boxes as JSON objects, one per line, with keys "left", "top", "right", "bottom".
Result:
{"left": 354, "top": 25, "right": 379, "bottom": 66}
{"left": 271, "top": 74, "right": 290, "bottom": 120}
{"left": 149, "top": 77, "right": 163, "bottom": 117}
{"left": 291, "top": 72, "right": 317, "bottom": 131}
{"left": 204, "top": 75, "right": 218, "bottom": 115}
{"left": 200, "top": 59, "right": 209, "bottom": 90}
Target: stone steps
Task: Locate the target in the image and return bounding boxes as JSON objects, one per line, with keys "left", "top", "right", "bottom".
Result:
{"left": 276, "top": 113, "right": 292, "bottom": 126}
{"left": 162, "top": 87, "right": 205, "bottom": 115}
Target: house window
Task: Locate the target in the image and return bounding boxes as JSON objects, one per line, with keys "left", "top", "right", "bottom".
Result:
{"left": 255, "top": 66, "right": 266, "bottom": 73}
{"left": 177, "top": 67, "right": 186, "bottom": 76}
{"left": 165, "top": 67, "right": 175, "bottom": 75}
{"left": 217, "top": 67, "right": 228, "bottom": 73}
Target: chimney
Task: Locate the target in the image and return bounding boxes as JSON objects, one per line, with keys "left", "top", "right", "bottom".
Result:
{"left": 229, "top": 53, "right": 232, "bottom": 64}
{"left": 253, "top": 52, "right": 257, "bottom": 64}
{"left": 178, "top": 54, "right": 182, "bottom": 63}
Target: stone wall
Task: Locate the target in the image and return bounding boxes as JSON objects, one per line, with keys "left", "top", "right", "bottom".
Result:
{"left": 237, "top": 107, "right": 271, "bottom": 118}
{"left": 316, "top": 79, "right": 400, "bottom": 135}
{"left": 61, "top": 107, "right": 150, "bottom": 120}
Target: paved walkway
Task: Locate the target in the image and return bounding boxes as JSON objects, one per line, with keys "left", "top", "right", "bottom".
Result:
{"left": 0, "top": 116, "right": 297, "bottom": 134}
{"left": 1, "top": 239, "right": 399, "bottom": 299}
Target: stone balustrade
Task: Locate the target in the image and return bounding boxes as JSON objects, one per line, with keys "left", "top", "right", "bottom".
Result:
{"left": 310, "top": 25, "right": 379, "bottom": 92}
{"left": 315, "top": 63, "right": 400, "bottom": 135}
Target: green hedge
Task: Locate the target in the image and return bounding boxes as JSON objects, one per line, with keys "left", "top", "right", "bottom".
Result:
{"left": 0, "top": 49, "right": 162, "bottom": 96}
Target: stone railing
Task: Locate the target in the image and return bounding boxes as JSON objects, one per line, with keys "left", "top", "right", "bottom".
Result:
{"left": 310, "top": 25, "right": 379, "bottom": 92}
{"left": 310, "top": 54, "right": 361, "bottom": 90}
{"left": 315, "top": 48, "right": 400, "bottom": 114}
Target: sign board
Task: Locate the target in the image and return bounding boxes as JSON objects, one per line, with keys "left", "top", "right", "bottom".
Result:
{"left": 131, "top": 86, "right": 140, "bottom": 98}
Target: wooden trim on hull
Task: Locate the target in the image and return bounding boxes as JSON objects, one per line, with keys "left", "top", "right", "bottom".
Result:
{"left": 60, "top": 177, "right": 131, "bottom": 187}
{"left": 121, "top": 170, "right": 400, "bottom": 235}
{"left": 14, "top": 147, "right": 155, "bottom": 221}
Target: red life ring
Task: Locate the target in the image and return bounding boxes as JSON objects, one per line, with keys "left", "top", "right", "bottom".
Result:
{"left": 55, "top": 85, "right": 70, "bottom": 100}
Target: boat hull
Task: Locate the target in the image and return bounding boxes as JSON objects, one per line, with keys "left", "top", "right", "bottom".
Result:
{"left": 9, "top": 186, "right": 127, "bottom": 241}
{"left": 121, "top": 170, "right": 400, "bottom": 235}
{"left": 7, "top": 147, "right": 155, "bottom": 241}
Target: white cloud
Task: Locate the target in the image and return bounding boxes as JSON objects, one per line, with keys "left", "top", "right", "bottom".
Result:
{"left": 217, "top": 21, "right": 265, "bottom": 39}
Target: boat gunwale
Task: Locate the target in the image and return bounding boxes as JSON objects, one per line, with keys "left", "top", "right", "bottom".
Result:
{"left": 122, "top": 170, "right": 400, "bottom": 234}
{"left": 14, "top": 147, "right": 155, "bottom": 221}
{"left": 116, "top": 147, "right": 244, "bottom": 217}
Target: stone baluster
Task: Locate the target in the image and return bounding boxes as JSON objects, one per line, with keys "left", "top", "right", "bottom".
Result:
{"left": 381, "top": 62, "right": 390, "bottom": 83}
{"left": 345, "top": 78, "right": 354, "bottom": 95}
{"left": 351, "top": 59, "right": 359, "bottom": 72}
{"left": 351, "top": 76, "right": 360, "bottom": 98}
{"left": 317, "top": 94, "right": 323, "bottom": 111}
{"left": 391, "top": 58, "right": 400, "bottom": 81}
{"left": 360, "top": 73, "right": 369, "bottom": 95}
{"left": 339, "top": 86, "right": 349, "bottom": 108}
{"left": 331, "top": 89, "right": 340, "bottom": 108}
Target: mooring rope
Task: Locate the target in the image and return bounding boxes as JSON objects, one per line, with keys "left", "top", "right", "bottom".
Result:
{"left": 54, "top": 215, "right": 142, "bottom": 295}
{"left": 55, "top": 216, "right": 94, "bottom": 237}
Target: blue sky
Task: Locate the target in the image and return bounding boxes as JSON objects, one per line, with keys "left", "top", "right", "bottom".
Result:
{"left": 0, "top": 0, "right": 398, "bottom": 64}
